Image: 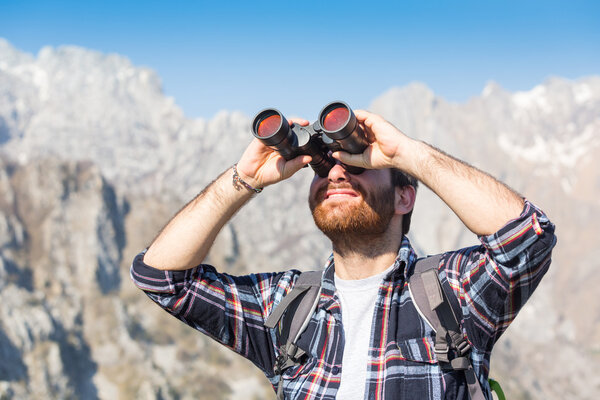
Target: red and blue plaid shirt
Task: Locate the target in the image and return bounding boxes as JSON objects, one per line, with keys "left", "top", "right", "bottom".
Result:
{"left": 131, "top": 200, "right": 555, "bottom": 400}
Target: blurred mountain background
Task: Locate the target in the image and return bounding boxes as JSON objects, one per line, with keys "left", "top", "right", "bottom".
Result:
{"left": 0, "top": 38, "right": 598, "bottom": 399}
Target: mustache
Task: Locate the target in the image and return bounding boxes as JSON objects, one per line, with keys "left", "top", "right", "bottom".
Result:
{"left": 313, "top": 182, "right": 365, "bottom": 201}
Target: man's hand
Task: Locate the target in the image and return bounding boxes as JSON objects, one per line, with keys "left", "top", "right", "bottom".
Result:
{"left": 236, "top": 118, "right": 313, "bottom": 189}
{"left": 331, "top": 110, "right": 417, "bottom": 172}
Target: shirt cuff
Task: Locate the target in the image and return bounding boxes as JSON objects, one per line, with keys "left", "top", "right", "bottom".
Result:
{"left": 478, "top": 200, "right": 553, "bottom": 264}
{"left": 130, "top": 251, "right": 196, "bottom": 294}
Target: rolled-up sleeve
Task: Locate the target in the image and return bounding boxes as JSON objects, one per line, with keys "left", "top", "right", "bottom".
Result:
{"left": 130, "top": 251, "right": 297, "bottom": 376}
{"left": 442, "top": 200, "right": 557, "bottom": 350}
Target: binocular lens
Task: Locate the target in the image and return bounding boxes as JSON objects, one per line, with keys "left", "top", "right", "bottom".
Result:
{"left": 322, "top": 106, "right": 350, "bottom": 132}
{"left": 257, "top": 114, "right": 282, "bottom": 137}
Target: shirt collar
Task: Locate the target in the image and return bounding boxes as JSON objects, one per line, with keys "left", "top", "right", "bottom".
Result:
{"left": 318, "top": 236, "right": 418, "bottom": 311}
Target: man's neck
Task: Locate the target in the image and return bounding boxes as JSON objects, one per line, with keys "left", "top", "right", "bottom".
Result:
{"left": 331, "top": 231, "right": 402, "bottom": 280}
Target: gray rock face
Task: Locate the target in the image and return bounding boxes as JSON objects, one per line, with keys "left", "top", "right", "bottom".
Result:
{"left": 0, "top": 37, "right": 598, "bottom": 399}
{"left": 0, "top": 158, "right": 115, "bottom": 399}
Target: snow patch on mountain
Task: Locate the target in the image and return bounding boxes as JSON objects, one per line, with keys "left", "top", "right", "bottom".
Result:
{"left": 497, "top": 124, "right": 597, "bottom": 172}
{"left": 573, "top": 81, "right": 597, "bottom": 104}
{"left": 512, "top": 85, "right": 552, "bottom": 113}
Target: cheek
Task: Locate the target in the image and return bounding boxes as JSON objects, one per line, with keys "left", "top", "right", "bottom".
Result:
{"left": 309, "top": 176, "right": 323, "bottom": 199}
{"left": 308, "top": 186, "right": 316, "bottom": 205}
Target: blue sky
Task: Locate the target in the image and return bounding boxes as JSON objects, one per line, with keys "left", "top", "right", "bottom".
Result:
{"left": 1, "top": 0, "right": 599, "bottom": 119}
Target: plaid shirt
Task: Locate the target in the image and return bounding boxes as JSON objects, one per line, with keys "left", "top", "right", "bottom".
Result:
{"left": 131, "top": 200, "right": 556, "bottom": 400}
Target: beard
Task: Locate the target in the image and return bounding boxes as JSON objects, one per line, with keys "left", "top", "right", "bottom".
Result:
{"left": 309, "top": 181, "right": 395, "bottom": 242}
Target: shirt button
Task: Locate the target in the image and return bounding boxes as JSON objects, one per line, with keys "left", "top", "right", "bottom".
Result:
{"left": 332, "top": 366, "right": 340, "bottom": 375}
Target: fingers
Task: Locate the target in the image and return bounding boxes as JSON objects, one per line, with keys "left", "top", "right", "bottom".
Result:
{"left": 353, "top": 109, "right": 372, "bottom": 120}
{"left": 358, "top": 120, "right": 376, "bottom": 143}
{"left": 354, "top": 109, "right": 375, "bottom": 125}
{"left": 288, "top": 117, "right": 309, "bottom": 127}
{"left": 354, "top": 109, "right": 387, "bottom": 130}
{"left": 248, "top": 137, "right": 268, "bottom": 151}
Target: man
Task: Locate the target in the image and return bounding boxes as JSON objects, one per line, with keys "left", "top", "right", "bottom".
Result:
{"left": 131, "top": 110, "right": 556, "bottom": 399}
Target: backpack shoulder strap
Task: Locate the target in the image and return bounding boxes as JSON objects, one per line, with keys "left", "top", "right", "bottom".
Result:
{"left": 264, "top": 270, "right": 322, "bottom": 400}
{"left": 264, "top": 270, "right": 322, "bottom": 333}
{"left": 409, "top": 254, "right": 444, "bottom": 329}
{"left": 409, "top": 255, "right": 487, "bottom": 400}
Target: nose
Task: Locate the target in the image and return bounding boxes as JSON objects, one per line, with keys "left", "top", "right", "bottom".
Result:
{"left": 328, "top": 162, "right": 350, "bottom": 183}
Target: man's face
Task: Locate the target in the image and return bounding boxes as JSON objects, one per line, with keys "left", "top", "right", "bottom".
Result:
{"left": 308, "top": 163, "right": 396, "bottom": 239}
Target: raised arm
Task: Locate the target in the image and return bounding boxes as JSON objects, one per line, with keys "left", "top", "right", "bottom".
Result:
{"left": 143, "top": 121, "right": 312, "bottom": 270}
{"left": 333, "top": 110, "right": 524, "bottom": 236}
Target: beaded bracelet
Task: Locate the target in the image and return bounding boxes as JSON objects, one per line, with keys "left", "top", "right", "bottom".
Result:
{"left": 232, "top": 163, "right": 263, "bottom": 194}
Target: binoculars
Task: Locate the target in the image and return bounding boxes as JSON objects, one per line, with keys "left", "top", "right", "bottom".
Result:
{"left": 251, "top": 101, "right": 369, "bottom": 177}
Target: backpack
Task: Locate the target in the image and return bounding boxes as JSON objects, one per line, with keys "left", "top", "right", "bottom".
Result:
{"left": 264, "top": 255, "right": 504, "bottom": 400}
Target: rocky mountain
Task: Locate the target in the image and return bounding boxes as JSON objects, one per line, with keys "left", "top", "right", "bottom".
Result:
{"left": 0, "top": 37, "right": 598, "bottom": 399}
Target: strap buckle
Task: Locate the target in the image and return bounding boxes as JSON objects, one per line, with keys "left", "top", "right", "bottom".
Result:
{"left": 434, "top": 341, "right": 450, "bottom": 363}
{"left": 455, "top": 338, "right": 471, "bottom": 356}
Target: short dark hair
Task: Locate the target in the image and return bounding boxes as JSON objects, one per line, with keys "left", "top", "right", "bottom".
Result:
{"left": 390, "top": 169, "right": 418, "bottom": 235}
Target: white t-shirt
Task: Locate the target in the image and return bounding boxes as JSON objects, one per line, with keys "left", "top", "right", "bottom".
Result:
{"left": 334, "top": 265, "right": 394, "bottom": 400}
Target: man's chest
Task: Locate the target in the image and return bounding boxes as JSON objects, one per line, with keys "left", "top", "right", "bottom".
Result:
{"left": 281, "top": 283, "right": 469, "bottom": 400}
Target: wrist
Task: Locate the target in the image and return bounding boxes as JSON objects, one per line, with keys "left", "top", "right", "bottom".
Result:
{"left": 232, "top": 164, "right": 263, "bottom": 194}
{"left": 391, "top": 138, "right": 423, "bottom": 175}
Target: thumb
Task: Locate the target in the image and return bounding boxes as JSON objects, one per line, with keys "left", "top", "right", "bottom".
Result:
{"left": 332, "top": 151, "right": 369, "bottom": 169}
{"left": 283, "top": 155, "right": 312, "bottom": 178}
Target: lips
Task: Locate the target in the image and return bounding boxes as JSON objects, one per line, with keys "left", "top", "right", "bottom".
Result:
{"left": 309, "top": 183, "right": 365, "bottom": 213}
{"left": 325, "top": 189, "right": 359, "bottom": 199}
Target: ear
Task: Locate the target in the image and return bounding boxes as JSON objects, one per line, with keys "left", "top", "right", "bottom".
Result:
{"left": 394, "top": 185, "right": 416, "bottom": 215}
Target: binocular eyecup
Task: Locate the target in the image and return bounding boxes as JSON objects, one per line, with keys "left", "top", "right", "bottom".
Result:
{"left": 251, "top": 101, "right": 369, "bottom": 177}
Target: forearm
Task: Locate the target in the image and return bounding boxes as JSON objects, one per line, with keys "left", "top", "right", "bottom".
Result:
{"left": 143, "top": 167, "right": 255, "bottom": 270}
{"left": 404, "top": 140, "right": 524, "bottom": 236}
